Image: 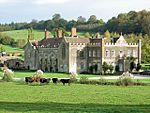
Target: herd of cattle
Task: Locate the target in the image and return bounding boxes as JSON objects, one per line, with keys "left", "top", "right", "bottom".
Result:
{"left": 25, "top": 77, "right": 71, "bottom": 85}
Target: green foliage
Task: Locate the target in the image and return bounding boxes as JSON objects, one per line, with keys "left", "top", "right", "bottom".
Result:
{"left": 104, "top": 30, "right": 111, "bottom": 38}
{"left": 142, "top": 15, "right": 150, "bottom": 36}
{"left": 136, "top": 63, "right": 141, "bottom": 71}
{"left": 88, "top": 15, "right": 97, "bottom": 23}
{"left": 109, "top": 64, "right": 114, "bottom": 73}
{"left": 16, "top": 39, "right": 26, "bottom": 48}
{"left": 83, "top": 32, "right": 91, "bottom": 38}
{"left": 130, "top": 62, "right": 136, "bottom": 72}
{"left": 79, "top": 76, "right": 89, "bottom": 84}
{"left": 116, "top": 77, "right": 134, "bottom": 86}
{"left": 102, "top": 62, "right": 109, "bottom": 74}
{"left": 0, "top": 44, "right": 5, "bottom": 52}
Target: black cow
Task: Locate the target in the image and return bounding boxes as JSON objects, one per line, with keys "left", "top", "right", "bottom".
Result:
{"left": 25, "top": 77, "right": 34, "bottom": 83}
{"left": 52, "top": 78, "right": 58, "bottom": 84}
{"left": 60, "top": 79, "right": 70, "bottom": 85}
{"left": 40, "top": 78, "right": 51, "bottom": 84}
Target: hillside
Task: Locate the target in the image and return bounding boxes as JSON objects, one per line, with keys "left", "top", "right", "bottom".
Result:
{"left": 2, "top": 29, "right": 46, "bottom": 41}
{"left": 2, "top": 45, "right": 23, "bottom": 53}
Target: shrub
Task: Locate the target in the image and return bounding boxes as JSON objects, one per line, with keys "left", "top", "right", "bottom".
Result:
{"left": 116, "top": 77, "right": 134, "bottom": 86}
{"left": 69, "top": 72, "right": 78, "bottom": 83}
{"left": 2, "top": 66, "right": 14, "bottom": 82}
{"left": 80, "top": 76, "right": 89, "bottom": 84}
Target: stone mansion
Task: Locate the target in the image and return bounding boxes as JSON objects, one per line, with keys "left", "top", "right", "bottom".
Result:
{"left": 24, "top": 28, "right": 141, "bottom": 73}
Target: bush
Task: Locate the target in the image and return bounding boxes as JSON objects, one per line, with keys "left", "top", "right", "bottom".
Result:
{"left": 69, "top": 73, "right": 78, "bottom": 83}
{"left": 116, "top": 77, "right": 134, "bottom": 86}
{"left": 2, "top": 67, "right": 14, "bottom": 82}
{"left": 80, "top": 76, "right": 89, "bottom": 84}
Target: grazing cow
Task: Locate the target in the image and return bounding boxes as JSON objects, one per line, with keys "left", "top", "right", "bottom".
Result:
{"left": 52, "top": 78, "right": 58, "bottom": 84}
{"left": 60, "top": 79, "right": 70, "bottom": 85}
{"left": 40, "top": 78, "right": 51, "bottom": 84}
{"left": 25, "top": 77, "right": 34, "bottom": 83}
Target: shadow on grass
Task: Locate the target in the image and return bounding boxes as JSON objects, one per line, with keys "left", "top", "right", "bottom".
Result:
{"left": 0, "top": 101, "right": 150, "bottom": 113}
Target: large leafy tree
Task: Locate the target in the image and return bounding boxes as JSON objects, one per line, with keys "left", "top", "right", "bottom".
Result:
{"left": 88, "top": 15, "right": 97, "bottom": 23}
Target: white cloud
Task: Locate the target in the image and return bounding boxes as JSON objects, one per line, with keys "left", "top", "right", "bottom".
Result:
{"left": 35, "top": 0, "right": 69, "bottom": 5}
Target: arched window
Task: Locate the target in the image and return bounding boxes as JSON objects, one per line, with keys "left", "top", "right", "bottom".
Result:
{"left": 93, "top": 50, "right": 96, "bottom": 57}
{"left": 89, "top": 50, "right": 92, "bottom": 57}
{"left": 97, "top": 49, "right": 100, "bottom": 57}
{"left": 105, "top": 50, "right": 110, "bottom": 58}
{"left": 111, "top": 50, "right": 115, "bottom": 57}
{"left": 62, "top": 44, "right": 66, "bottom": 59}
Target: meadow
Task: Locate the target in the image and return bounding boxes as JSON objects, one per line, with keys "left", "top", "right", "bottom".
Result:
{"left": 0, "top": 82, "right": 150, "bottom": 113}
{"left": 2, "top": 29, "right": 85, "bottom": 41}
{"left": 1, "top": 45, "right": 24, "bottom": 53}
{"left": 2, "top": 29, "right": 46, "bottom": 41}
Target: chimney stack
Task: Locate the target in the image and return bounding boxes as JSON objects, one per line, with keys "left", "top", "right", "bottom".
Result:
{"left": 45, "top": 29, "right": 49, "bottom": 39}
{"left": 71, "top": 27, "right": 77, "bottom": 37}
{"left": 57, "top": 29, "right": 63, "bottom": 38}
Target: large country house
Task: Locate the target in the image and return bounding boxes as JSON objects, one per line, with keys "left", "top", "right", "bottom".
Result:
{"left": 24, "top": 28, "right": 141, "bottom": 73}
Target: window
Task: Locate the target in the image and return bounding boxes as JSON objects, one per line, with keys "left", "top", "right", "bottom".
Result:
{"left": 89, "top": 63, "right": 92, "bottom": 67}
{"left": 80, "top": 63, "right": 84, "bottom": 70}
{"left": 105, "top": 50, "right": 110, "bottom": 57}
{"left": 127, "top": 50, "right": 131, "bottom": 57}
{"left": 133, "top": 50, "right": 137, "bottom": 57}
{"left": 119, "top": 51, "right": 123, "bottom": 58}
{"left": 80, "top": 51, "right": 84, "bottom": 58}
{"left": 93, "top": 50, "right": 96, "bottom": 57}
{"left": 62, "top": 44, "right": 66, "bottom": 59}
{"left": 111, "top": 50, "right": 115, "bottom": 57}
{"left": 97, "top": 50, "right": 100, "bottom": 57}
{"left": 89, "top": 50, "right": 92, "bottom": 57}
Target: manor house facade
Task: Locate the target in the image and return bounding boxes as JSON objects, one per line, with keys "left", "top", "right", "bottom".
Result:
{"left": 24, "top": 28, "right": 141, "bottom": 73}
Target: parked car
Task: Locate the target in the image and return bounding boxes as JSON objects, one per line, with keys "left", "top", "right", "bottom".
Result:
{"left": 139, "top": 70, "right": 150, "bottom": 75}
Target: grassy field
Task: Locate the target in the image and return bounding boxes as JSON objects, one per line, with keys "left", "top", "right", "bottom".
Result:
{"left": 2, "top": 29, "right": 46, "bottom": 41}
{"left": 3, "top": 29, "right": 85, "bottom": 41}
{"left": 1, "top": 45, "right": 24, "bottom": 53}
{"left": 0, "top": 82, "right": 150, "bottom": 113}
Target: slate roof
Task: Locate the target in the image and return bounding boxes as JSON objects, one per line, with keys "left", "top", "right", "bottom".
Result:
{"left": 38, "top": 38, "right": 63, "bottom": 48}
{"left": 64, "top": 37, "right": 90, "bottom": 44}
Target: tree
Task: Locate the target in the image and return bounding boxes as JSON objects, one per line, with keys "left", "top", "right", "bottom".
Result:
{"left": 136, "top": 63, "right": 141, "bottom": 71}
{"left": 77, "top": 16, "right": 86, "bottom": 24}
{"left": 104, "top": 30, "right": 111, "bottom": 38}
{"left": 84, "top": 32, "right": 91, "bottom": 38}
{"left": 142, "top": 15, "right": 150, "bottom": 36}
{"left": 52, "top": 14, "right": 61, "bottom": 21}
{"left": 102, "top": 62, "right": 109, "bottom": 74}
{"left": 88, "top": 15, "right": 97, "bottom": 23}
{"left": 115, "top": 65, "right": 120, "bottom": 72}
{"left": 16, "top": 39, "right": 26, "bottom": 48}
{"left": 130, "top": 62, "right": 136, "bottom": 72}
{"left": 0, "top": 44, "right": 5, "bottom": 52}
{"left": 109, "top": 64, "right": 114, "bottom": 73}
{"left": 28, "top": 28, "right": 34, "bottom": 40}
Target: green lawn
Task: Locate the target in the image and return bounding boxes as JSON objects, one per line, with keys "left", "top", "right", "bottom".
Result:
{"left": 0, "top": 82, "right": 150, "bottom": 113}
{"left": 0, "top": 71, "right": 70, "bottom": 78}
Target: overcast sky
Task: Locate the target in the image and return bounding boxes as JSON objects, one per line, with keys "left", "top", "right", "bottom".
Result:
{"left": 0, "top": 0, "right": 150, "bottom": 23}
